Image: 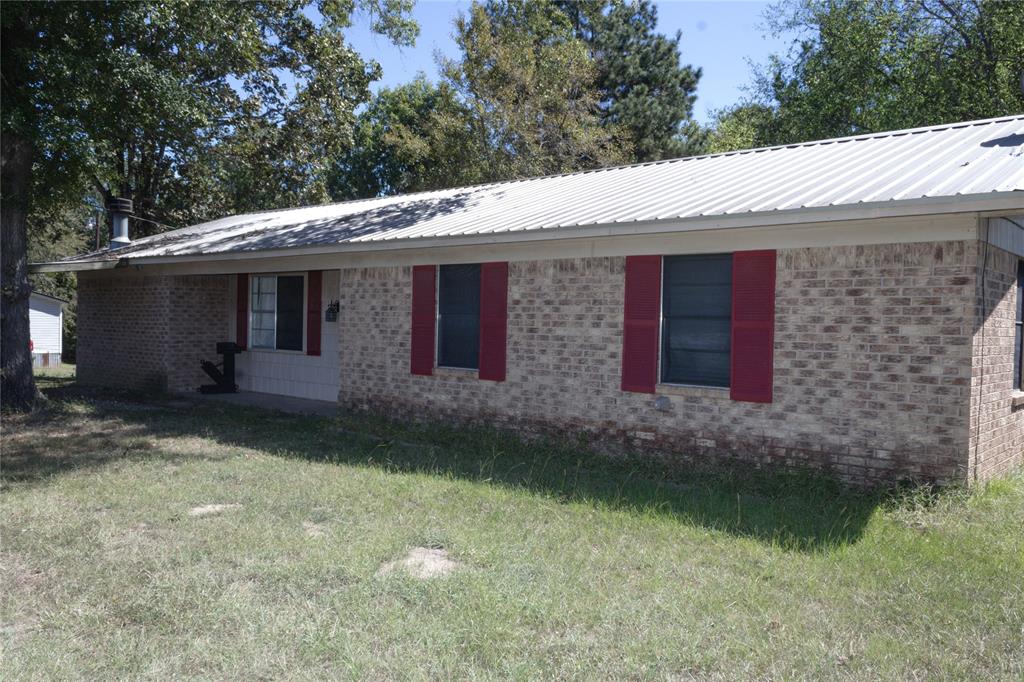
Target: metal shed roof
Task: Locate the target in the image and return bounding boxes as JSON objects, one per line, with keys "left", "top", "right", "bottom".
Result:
{"left": 44, "top": 115, "right": 1024, "bottom": 268}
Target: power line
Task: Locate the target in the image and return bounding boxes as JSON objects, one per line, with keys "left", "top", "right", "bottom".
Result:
{"left": 84, "top": 201, "right": 181, "bottom": 232}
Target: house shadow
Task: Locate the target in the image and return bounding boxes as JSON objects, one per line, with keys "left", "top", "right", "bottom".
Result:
{"left": 10, "top": 380, "right": 888, "bottom": 553}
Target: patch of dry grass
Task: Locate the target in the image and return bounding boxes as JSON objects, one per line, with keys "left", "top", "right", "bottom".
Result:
{"left": 2, "top": 386, "right": 1022, "bottom": 679}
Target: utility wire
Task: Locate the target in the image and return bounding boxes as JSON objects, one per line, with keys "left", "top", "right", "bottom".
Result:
{"left": 85, "top": 201, "right": 181, "bottom": 232}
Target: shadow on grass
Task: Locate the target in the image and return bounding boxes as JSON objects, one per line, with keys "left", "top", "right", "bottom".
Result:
{"left": 7, "top": 383, "right": 890, "bottom": 552}
{"left": 3, "top": 380, "right": 211, "bottom": 488}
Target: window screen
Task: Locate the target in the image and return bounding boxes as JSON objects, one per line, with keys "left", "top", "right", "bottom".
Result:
{"left": 1015, "top": 261, "right": 1023, "bottom": 391}
{"left": 438, "top": 264, "right": 480, "bottom": 369}
{"left": 250, "top": 274, "right": 304, "bottom": 351}
{"left": 661, "top": 254, "right": 732, "bottom": 387}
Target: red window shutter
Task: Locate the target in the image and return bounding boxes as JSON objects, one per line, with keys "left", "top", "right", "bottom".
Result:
{"left": 621, "top": 255, "right": 661, "bottom": 393}
{"left": 306, "top": 270, "right": 322, "bottom": 356}
{"left": 730, "top": 250, "right": 776, "bottom": 403}
{"left": 479, "top": 262, "right": 509, "bottom": 381}
{"left": 235, "top": 273, "right": 248, "bottom": 349}
{"left": 410, "top": 264, "right": 436, "bottom": 375}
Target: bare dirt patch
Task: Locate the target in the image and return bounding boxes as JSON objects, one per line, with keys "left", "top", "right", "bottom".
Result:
{"left": 188, "top": 503, "right": 242, "bottom": 517}
{"left": 302, "top": 520, "right": 326, "bottom": 538}
{"left": 377, "top": 547, "right": 462, "bottom": 579}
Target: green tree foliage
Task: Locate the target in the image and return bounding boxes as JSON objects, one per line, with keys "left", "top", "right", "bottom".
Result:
{"left": 441, "top": 0, "right": 633, "bottom": 180}
{"left": 1, "top": 0, "right": 415, "bottom": 410}
{"left": 330, "top": 77, "right": 482, "bottom": 199}
{"left": 340, "top": 0, "right": 689, "bottom": 200}
{"left": 565, "top": 0, "right": 704, "bottom": 160}
{"left": 705, "top": 104, "right": 775, "bottom": 153}
{"left": 26, "top": 200, "right": 92, "bottom": 363}
{"left": 711, "top": 0, "right": 1024, "bottom": 150}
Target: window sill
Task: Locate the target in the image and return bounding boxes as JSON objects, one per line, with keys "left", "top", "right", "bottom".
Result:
{"left": 1011, "top": 391, "right": 1024, "bottom": 408}
{"left": 656, "top": 383, "right": 730, "bottom": 399}
{"left": 434, "top": 366, "right": 478, "bottom": 379}
{"left": 247, "top": 347, "right": 306, "bottom": 356}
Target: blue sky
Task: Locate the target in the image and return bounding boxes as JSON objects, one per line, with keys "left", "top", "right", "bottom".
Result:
{"left": 343, "top": 1, "right": 793, "bottom": 124}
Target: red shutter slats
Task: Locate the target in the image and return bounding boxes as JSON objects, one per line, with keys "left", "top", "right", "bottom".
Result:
{"left": 621, "top": 255, "right": 662, "bottom": 393}
{"left": 235, "top": 273, "right": 248, "bottom": 349}
{"left": 730, "top": 250, "right": 776, "bottom": 403}
{"left": 410, "top": 264, "right": 437, "bottom": 375}
{"left": 306, "top": 270, "right": 322, "bottom": 356}
{"left": 478, "top": 262, "right": 509, "bottom": 381}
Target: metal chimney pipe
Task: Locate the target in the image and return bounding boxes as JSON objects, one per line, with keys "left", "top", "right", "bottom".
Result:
{"left": 108, "top": 198, "right": 133, "bottom": 249}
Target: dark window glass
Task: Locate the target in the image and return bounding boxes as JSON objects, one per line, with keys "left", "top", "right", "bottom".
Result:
{"left": 438, "top": 264, "right": 480, "bottom": 369}
{"left": 276, "top": 275, "right": 304, "bottom": 351}
{"left": 1015, "top": 261, "right": 1023, "bottom": 391}
{"left": 661, "top": 254, "right": 732, "bottom": 387}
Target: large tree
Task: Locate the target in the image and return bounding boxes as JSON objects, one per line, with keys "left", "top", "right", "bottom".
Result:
{"left": 334, "top": 0, "right": 635, "bottom": 199}
{"left": 1, "top": 0, "right": 416, "bottom": 410}
{"left": 330, "top": 77, "right": 483, "bottom": 199}
{"left": 564, "top": 0, "right": 704, "bottom": 161}
{"left": 712, "top": 0, "right": 1024, "bottom": 150}
{"left": 442, "top": 0, "right": 633, "bottom": 180}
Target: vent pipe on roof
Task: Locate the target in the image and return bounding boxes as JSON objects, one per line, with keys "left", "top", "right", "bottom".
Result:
{"left": 108, "top": 198, "right": 133, "bottom": 249}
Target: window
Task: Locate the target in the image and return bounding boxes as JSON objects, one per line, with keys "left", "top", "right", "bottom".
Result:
{"left": 437, "top": 264, "right": 480, "bottom": 369}
{"left": 250, "top": 274, "right": 304, "bottom": 351}
{"left": 1015, "top": 261, "right": 1023, "bottom": 392}
{"left": 661, "top": 254, "right": 732, "bottom": 387}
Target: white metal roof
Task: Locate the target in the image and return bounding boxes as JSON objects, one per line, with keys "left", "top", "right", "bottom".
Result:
{"left": 45, "top": 115, "right": 1024, "bottom": 267}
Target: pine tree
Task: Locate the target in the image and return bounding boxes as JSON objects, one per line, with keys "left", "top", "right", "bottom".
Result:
{"left": 560, "top": 0, "right": 704, "bottom": 161}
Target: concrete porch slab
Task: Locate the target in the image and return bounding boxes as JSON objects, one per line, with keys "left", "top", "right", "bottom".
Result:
{"left": 189, "top": 391, "right": 339, "bottom": 417}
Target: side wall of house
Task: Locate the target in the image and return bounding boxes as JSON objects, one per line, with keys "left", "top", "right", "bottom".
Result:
{"left": 338, "top": 241, "right": 979, "bottom": 485}
{"left": 970, "top": 244, "right": 1024, "bottom": 480}
{"left": 77, "top": 272, "right": 229, "bottom": 392}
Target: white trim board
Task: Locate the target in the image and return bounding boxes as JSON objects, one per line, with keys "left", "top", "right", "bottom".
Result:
{"left": 30, "top": 194, "right": 1024, "bottom": 274}
{"left": 83, "top": 213, "right": 983, "bottom": 277}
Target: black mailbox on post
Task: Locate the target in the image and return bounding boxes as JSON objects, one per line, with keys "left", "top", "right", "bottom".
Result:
{"left": 199, "top": 342, "right": 245, "bottom": 394}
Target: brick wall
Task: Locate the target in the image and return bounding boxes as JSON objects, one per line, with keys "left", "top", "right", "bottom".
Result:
{"left": 166, "top": 276, "right": 232, "bottom": 391}
{"left": 338, "top": 241, "right": 984, "bottom": 485}
{"left": 77, "top": 273, "right": 228, "bottom": 392}
{"left": 74, "top": 238, "right": 1020, "bottom": 485}
{"left": 970, "top": 244, "right": 1024, "bottom": 480}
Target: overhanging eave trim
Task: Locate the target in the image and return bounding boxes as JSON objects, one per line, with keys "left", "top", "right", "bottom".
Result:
{"left": 29, "top": 259, "right": 122, "bottom": 273}
{"left": 30, "top": 191, "right": 1024, "bottom": 271}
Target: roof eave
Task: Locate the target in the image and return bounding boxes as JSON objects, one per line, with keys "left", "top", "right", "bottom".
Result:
{"left": 29, "top": 259, "right": 122, "bottom": 273}
{"left": 30, "top": 191, "right": 1024, "bottom": 272}
{"left": 29, "top": 290, "right": 69, "bottom": 303}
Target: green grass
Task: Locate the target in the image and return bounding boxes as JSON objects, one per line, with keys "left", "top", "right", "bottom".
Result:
{"left": 2, "top": 372, "right": 1023, "bottom": 679}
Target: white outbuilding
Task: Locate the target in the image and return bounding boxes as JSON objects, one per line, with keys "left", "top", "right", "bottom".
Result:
{"left": 29, "top": 291, "right": 65, "bottom": 367}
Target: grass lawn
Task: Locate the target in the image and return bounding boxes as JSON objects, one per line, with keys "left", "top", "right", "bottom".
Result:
{"left": 2, "top": 368, "right": 1023, "bottom": 679}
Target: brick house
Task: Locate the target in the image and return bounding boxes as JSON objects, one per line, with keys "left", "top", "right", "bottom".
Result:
{"left": 34, "top": 116, "right": 1024, "bottom": 485}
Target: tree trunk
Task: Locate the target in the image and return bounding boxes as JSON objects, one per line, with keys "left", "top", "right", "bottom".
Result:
{"left": 1, "top": 133, "right": 39, "bottom": 411}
